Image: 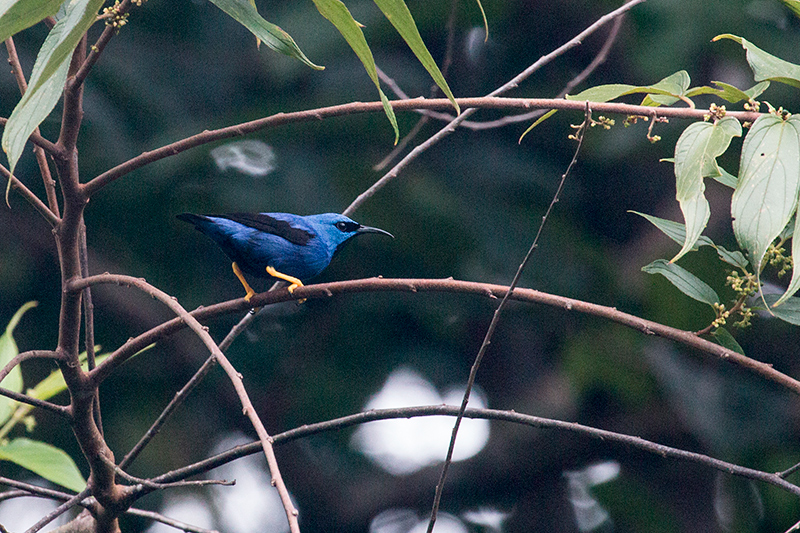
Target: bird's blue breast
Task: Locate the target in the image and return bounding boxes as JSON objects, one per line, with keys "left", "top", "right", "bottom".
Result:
{"left": 190, "top": 214, "right": 334, "bottom": 280}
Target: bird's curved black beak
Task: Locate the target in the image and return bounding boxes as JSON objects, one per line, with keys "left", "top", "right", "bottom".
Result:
{"left": 357, "top": 225, "right": 394, "bottom": 239}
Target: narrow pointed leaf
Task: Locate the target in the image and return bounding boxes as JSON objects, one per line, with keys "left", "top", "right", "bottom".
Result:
{"left": 713, "top": 34, "right": 800, "bottom": 89}
{"left": 672, "top": 117, "right": 742, "bottom": 262}
{"left": 685, "top": 81, "right": 770, "bottom": 104}
{"left": 629, "top": 211, "right": 715, "bottom": 250}
{"left": 312, "top": 0, "right": 398, "bottom": 142}
{"left": 474, "top": 0, "right": 488, "bottom": 41}
{"left": 519, "top": 109, "right": 557, "bottom": 142}
{"left": 567, "top": 71, "right": 692, "bottom": 103}
{"left": 2, "top": 0, "right": 103, "bottom": 175}
{"left": 373, "top": 0, "right": 459, "bottom": 114}
{"left": 0, "top": 0, "right": 62, "bottom": 43}
{"left": 732, "top": 114, "right": 800, "bottom": 272}
{"left": 0, "top": 301, "right": 36, "bottom": 425}
{"left": 209, "top": 0, "right": 322, "bottom": 70}
{"left": 0, "top": 438, "right": 85, "bottom": 492}
{"left": 772, "top": 204, "right": 800, "bottom": 306}
{"left": 642, "top": 259, "right": 719, "bottom": 306}
{"left": 762, "top": 293, "right": 800, "bottom": 324}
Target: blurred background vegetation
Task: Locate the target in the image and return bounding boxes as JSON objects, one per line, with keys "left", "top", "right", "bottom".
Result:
{"left": 3, "top": 0, "right": 800, "bottom": 531}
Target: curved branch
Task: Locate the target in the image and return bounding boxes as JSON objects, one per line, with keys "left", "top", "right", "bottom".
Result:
{"left": 0, "top": 164, "right": 60, "bottom": 225}
{"left": 82, "top": 97, "right": 761, "bottom": 199}
{"left": 150, "top": 405, "right": 800, "bottom": 498}
{"left": 89, "top": 277, "right": 800, "bottom": 398}
{"left": 0, "top": 387, "right": 71, "bottom": 418}
{"left": 0, "top": 350, "right": 60, "bottom": 384}
{"left": 65, "top": 273, "right": 300, "bottom": 533}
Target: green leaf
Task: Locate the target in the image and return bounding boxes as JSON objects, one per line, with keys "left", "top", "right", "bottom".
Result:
{"left": 685, "top": 81, "right": 770, "bottom": 104}
{"left": 0, "top": 438, "right": 85, "bottom": 492}
{"left": 373, "top": 0, "right": 459, "bottom": 114}
{"left": 713, "top": 34, "right": 800, "bottom": 89}
{"left": 312, "top": 0, "right": 398, "bottom": 143}
{"left": 629, "top": 211, "right": 715, "bottom": 250}
{"left": 0, "top": 0, "right": 62, "bottom": 43}
{"left": 710, "top": 327, "right": 745, "bottom": 355}
{"left": 762, "top": 293, "right": 800, "bottom": 324}
{"left": 474, "top": 0, "right": 488, "bottom": 41}
{"left": 715, "top": 245, "right": 749, "bottom": 269}
{"left": 642, "top": 259, "right": 720, "bottom": 306}
{"left": 772, "top": 205, "right": 800, "bottom": 306}
{"left": 567, "top": 70, "right": 692, "bottom": 104}
{"left": 208, "top": 0, "right": 322, "bottom": 70}
{"left": 713, "top": 166, "right": 738, "bottom": 189}
{"left": 781, "top": 0, "right": 800, "bottom": 20}
{"left": 672, "top": 117, "right": 742, "bottom": 262}
{"left": 0, "top": 301, "right": 36, "bottom": 426}
{"left": 519, "top": 109, "right": 557, "bottom": 142}
{"left": 732, "top": 114, "right": 800, "bottom": 274}
{"left": 2, "top": 0, "right": 103, "bottom": 176}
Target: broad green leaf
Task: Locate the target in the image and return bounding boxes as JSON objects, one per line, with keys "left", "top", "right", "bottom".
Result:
{"left": 373, "top": 0, "right": 459, "bottom": 115}
{"left": 784, "top": 0, "right": 800, "bottom": 19}
{"left": 713, "top": 166, "right": 738, "bottom": 189}
{"left": 629, "top": 211, "right": 715, "bottom": 250}
{"left": 732, "top": 114, "right": 800, "bottom": 274}
{"left": 715, "top": 245, "right": 749, "bottom": 269}
{"left": 762, "top": 293, "right": 800, "bottom": 324}
{"left": 2, "top": 0, "right": 103, "bottom": 176}
{"left": 710, "top": 327, "right": 745, "bottom": 355}
{"left": 209, "top": 0, "right": 322, "bottom": 70}
{"left": 0, "top": 301, "right": 36, "bottom": 425}
{"left": 0, "top": 0, "right": 61, "bottom": 43}
{"left": 672, "top": 117, "right": 742, "bottom": 261}
{"left": 0, "top": 438, "right": 85, "bottom": 492}
{"left": 567, "top": 71, "right": 692, "bottom": 103}
{"left": 642, "top": 259, "right": 720, "bottom": 306}
{"left": 772, "top": 205, "right": 800, "bottom": 306}
{"left": 312, "top": 0, "right": 398, "bottom": 143}
{"left": 713, "top": 34, "right": 800, "bottom": 89}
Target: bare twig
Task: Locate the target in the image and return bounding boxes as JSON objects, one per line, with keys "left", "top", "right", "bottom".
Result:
{"left": 73, "top": 0, "right": 132, "bottom": 88}
{"left": 426, "top": 104, "right": 592, "bottom": 531}
{"left": 66, "top": 273, "right": 300, "bottom": 533}
{"left": 83, "top": 96, "right": 758, "bottom": 199}
{"left": 149, "top": 405, "right": 800, "bottom": 498}
{"left": 23, "top": 488, "right": 92, "bottom": 533}
{"left": 124, "top": 508, "right": 221, "bottom": 533}
{"left": 0, "top": 163, "right": 60, "bottom": 225}
{"left": 0, "top": 387, "right": 71, "bottom": 417}
{"left": 0, "top": 350, "right": 60, "bottom": 384}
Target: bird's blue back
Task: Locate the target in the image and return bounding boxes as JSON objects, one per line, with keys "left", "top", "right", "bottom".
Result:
{"left": 181, "top": 212, "right": 369, "bottom": 280}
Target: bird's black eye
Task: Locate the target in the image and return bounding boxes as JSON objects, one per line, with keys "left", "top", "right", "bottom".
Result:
{"left": 335, "top": 221, "right": 360, "bottom": 233}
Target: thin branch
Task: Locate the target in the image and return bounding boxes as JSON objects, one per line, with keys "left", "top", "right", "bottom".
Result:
{"left": 0, "top": 117, "right": 62, "bottom": 156}
{"left": 83, "top": 96, "right": 759, "bottom": 200}
{"left": 0, "top": 163, "right": 60, "bottom": 225}
{"left": 90, "top": 277, "right": 800, "bottom": 400}
{"left": 66, "top": 273, "right": 301, "bottom": 533}
{"left": 4, "top": 37, "right": 61, "bottom": 215}
{"left": 427, "top": 104, "right": 591, "bottom": 532}
{"left": 346, "top": 0, "right": 651, "bottom": 215}
{"left": 124, "top": 508, "right": 221, "bottom": 533}
{"left": 0, "top": 387, "right": 72, "bottom": 418}
{"left": 0, "top": 350, "right": 60, "bottom": 384}
{"left": 151, "top": 405, "right": 800, "bottom": 499}
{"left": 24, "top": 488, "right": 93, "bottom": 533}
{"left": 119, "top": 355, "right": 217, "bottom": 470}
{"left": 73, "top": 0, "right": 132, "bottom": 88}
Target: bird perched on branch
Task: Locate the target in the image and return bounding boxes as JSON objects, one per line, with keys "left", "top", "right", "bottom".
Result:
{"left": 177, "top": 212, "right": 393, "bottom": 302}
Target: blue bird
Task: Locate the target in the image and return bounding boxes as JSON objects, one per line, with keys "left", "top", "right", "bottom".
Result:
{"left": 177, "top": 212, "right": 393, "bottom": 302}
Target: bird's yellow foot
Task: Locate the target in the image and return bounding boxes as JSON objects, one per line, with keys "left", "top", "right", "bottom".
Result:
{"left": 232, "top": 262, "right": 257, "bottom": 304}
{"left": 266, "top": 266, "right": 306, "bottom": 303}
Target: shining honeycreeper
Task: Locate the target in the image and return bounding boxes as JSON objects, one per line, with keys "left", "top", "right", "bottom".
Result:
{"left": 177, "top": 212, "right": 393, "bottom": 301}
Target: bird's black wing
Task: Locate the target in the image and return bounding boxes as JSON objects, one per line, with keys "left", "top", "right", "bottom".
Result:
{"left": 218, "top": 213, "right": 314, "bottom": 246}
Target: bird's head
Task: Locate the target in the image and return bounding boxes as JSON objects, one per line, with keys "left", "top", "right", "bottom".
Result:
{"left": 306, "top": 213, "right": 394, "bottom": 252}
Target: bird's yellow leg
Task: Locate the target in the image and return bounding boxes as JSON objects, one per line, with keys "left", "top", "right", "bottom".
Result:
{"left": 232, "top": 262, "right": 257, "bottom": 303}
{"left": 266, "top": 266, "right": 305, "bottom": 302}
